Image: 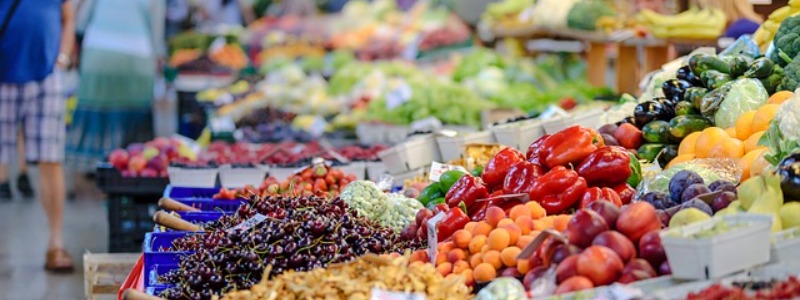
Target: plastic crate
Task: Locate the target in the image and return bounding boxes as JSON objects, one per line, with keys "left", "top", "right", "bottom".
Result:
{"left": 268, "top": 166, "right": 297, "bottom": 182}
{"left": 107, "top": 195, "right": 159, "bottom": 253}
{"left": 356, "top": 123, "right": 387, "bottom": 146}
{"left": 174, "top": 199, "right": 245, "bottom": 212}
{"left": 143, "top": 232, "right": 196, "bottom": 288}
{"left": 540, "top": 116, "right": 569, "bottom": 134}
{"left": 436, "top": 131, "right": 495, "bottom": 162}
{"left": 770, "top": 227, "right": 800, "bottom": 263}
{"left": 390, "top": 167, "right": 426, "bottom": 188}
{"left": 366, "top": 161, "right": 388, "bottom": 180}
{"left": 218, "top": 165, "right": 268, "bottom": 188}
{"left": 146, "top": 286, "right": 166, "bottom": 297}
{"left": 167, "top": 167, "right": 218, "bottom": 188}
{"left": 490, "top": 119, "right": 545, "bottom": 150}
{"left": 95, "top": 163, "right": 169, "bottom": 196}
{"left": 145, "top": 263, "right": 179, "bottom": 289}
{"left": 153, "top": 212, "right": 224, "bottom": 232}
{"left": 660, "top": 214, "right": 772, "bottom": 280}
{"left": 339, "top": 161, "right": 366, "bottom": 180}
{"left": 378, "top": 134, "right": 441, "bottom": 174}
{"left": 570, "top": 109, "right": 604, "bottom": 130}
{"left": 163, "top": 185, "right": 219, "bottom": 200}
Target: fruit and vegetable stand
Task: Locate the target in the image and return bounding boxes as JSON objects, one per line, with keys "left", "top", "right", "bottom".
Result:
{"left": 95, "top": 1, "right": 800, "bottom": 300}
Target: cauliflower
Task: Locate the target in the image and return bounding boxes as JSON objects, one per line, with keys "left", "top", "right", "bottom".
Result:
{"left": 340, "top": 181, "right": 388, "bottom": 220}
{"left": 378, "top": 194, "right": 423, "bottom": 232}
{"left": 763, "top": 90, "right": 800, "bottom": 165}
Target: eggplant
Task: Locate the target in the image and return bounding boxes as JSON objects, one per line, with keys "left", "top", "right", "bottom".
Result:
{"left": 616, "top": 116, "right": 638, "bottom": 128}
{"left": 634, "top": 100, "right": 673, "bottom": 127}
{"left": 778, "top": 153, "right": 800, "bottom": 201}
{"left": 676, "top": 66, "right": 703, "bottom": 86}
{"left": 662, "top": 79, "right": 692, "bottom": 101}
{"left": 729, "top": 56, "right": 753, "bottom": 78}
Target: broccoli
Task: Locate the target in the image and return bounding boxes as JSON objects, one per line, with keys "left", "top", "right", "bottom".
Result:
{"left": 566, "top": 1, "right": 615, "bottom": 31}
{"left": 770, "top": 15, "right": 800, "bottom": 67}
{"left": 778, "top": 54, "right": 800, "bottom": 92}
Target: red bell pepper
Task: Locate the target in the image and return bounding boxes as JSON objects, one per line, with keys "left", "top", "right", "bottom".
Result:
{"left": 526, "top": 134, "right": 551, "bottom": 166}
{"left": 529, "top": 166, "right": 588, "bottom": 214}
{"left": 437, "top": 208, "right": 470, "bottom": 242}
{"left": 541, "top": 126, "right": 604, "bottom": 169}
{"left": 576, "top": 146, "right": 632, "bottom": 187}
{"left": 579, "top": 187, "right": 623, "bottom": 208}
{"left": 482, "top": 147, "right": 525, "bottom": 190}
{"left": 445, "top": 175, "right": 489, "bottom": 210}
{"left": 503, "top": 161, "right": 545, "bottom": 194}
{"left": 612, "top": 183, "right": 635, "bottom": 205}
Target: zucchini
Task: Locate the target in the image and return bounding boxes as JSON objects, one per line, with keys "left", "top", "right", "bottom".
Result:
{"left": 684, "top": 87, "right": 708, "bottom": 110}
{"left": 700, "top": 70, "right": 732, "bottom": 90}
{"left": 642, "top": 120, "right": 670, "bottom": 143}
{"left": 729, "top": 56, "right": 752, "bottom": 78}
{"left": 743, "top": 57, "right": 776, "bottom": 79}
{"left": 675, "top": 101, "right": 698, "bottom": 116}
{"left": 638, "top": 143, "right": 666, "bottom": 163}
{"left": 689, "top": 53, "right": 731, "bottom": 75}
{"left": 668, "top": 115, "right": 711, "bottom": 140}
{"left": 657, "top": 145, "right": 679, "bottom": 169}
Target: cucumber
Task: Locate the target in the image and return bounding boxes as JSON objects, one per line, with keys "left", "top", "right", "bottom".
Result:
{"left": 684, "top": 87, "right": 708, "bottom": 110}
{"left": 657, "top": 145, "right": 679, "bottom": 169}
{"left": 669, "top": 115, "right": 712, "bottom": 140}
{"left": 638, "top": 143, "right": 666, "bottom": 163}
{"left": 689, "top": 53, "right": 730, "bottom": 75}
{"left": 642, "top": 121, "right": 670, "bottom": 143}
{"left": 675, "top": 101, "right": 698, "bottom": 115}
{"left": 729, "top": 56, "right": 752, "bottom": 78}
{"left": 743, "top": 57, "right": 776, "bottom": 79}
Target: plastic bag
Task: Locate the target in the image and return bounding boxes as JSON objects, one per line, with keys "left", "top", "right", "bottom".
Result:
{"left": 700, "top": 78, "right": 768, "bottom": 128}
{"left": 719, "top": 36, "right": 761, "bottom": 59}
{"left": 475, "top": 278, "right": 528, "bottom": 300}
{"left": 531, "top": 0, "right": 578, "bottom": 28}
{"left": 636, "top": 158, "right": 741, "bottom": 199}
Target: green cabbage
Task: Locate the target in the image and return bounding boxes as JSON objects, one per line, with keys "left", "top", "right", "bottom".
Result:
{"left": 762, "top": 91, "right": 800, "bottom": 165}
{"left": 713, "top": 78, "right": 769, "bottom": 128}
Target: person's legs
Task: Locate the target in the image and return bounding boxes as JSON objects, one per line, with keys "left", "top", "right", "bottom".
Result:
{"left": 16, "top": 130, "right": 34, "bottom": 198}
{"left": 0, "top": 83, "right": 21, "bottom": 201}
{"left": 38, "top": 162, "right": 66, "bottom": 249}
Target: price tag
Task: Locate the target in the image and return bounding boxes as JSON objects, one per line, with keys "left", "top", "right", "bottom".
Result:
{"left": 428, "top": 162, "right": 468, "bottom": 182}
{"left": 426, "top": 212, "right": 446, "bottom": 264}
{"left": 371, "top": 288, "right": 426, "bottom": 300}
{"left": 227, "top": 214, "right": 267, "bottom": 234}
{"left": 209, "top": 36, "right": 226, "bottom": 54}
{"left": 385, "top": 80, "right": 412, "bottom": 110}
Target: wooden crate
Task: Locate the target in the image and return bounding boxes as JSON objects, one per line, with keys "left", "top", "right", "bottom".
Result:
{"left": 84, "top": 252, "right": 140, "bottom": 300}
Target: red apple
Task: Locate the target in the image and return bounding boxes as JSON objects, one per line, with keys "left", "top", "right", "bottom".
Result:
{"left": 566, "top": 209, "right": 609, "bottom": 248}
{"left": 658, "top": 260, "right": 672, "bottom": 275}
{"left": 140, "top": 168, "right": 158, "bottom": 177}
{"left": 159, "top": 170, "right": 168, "bottom": 177}
{"left": 522, "top": 266, "right": 548, "bottom": 290}
{"left": 151, "top": 137, "right": 171, "bottom": 150}
{"left": 586, "top": 201, "right": 621, "bottom": 229}
{"left": 623, "top": 259, "right": 657, "bottom": 278}
{"left": 616, "top": 202, "right": 661, "bottom": 243}
{"left": 500, "top": 267, "right": 522, "bottom": 279}
{"left": 617, "top": 270, "right": 654, "bottom": 284}
{"left": 128, "top": 155, "right": 147, "bottom": 173}
{"left": 577, "top": 246, "right": 624, "bottom": 286}
{"left": 592, "top": 231, "right": 636, "bottom": 263}
{"left": 108, "top": 149, "right": 129, "bottom": 170}
{"left": 556, "top": 255, "right": 579, "bottom": 283}
{"left": 147, "top": 154, "right": 168, "bottom": 172}
{"left": 555, "top": 276, "right": 594, "bottom": 294}
{"left": 638, "top": 231, "right": 667, "bottom": 270}
{"left": 126, "top": 143, "right": 144, "bottom": 157}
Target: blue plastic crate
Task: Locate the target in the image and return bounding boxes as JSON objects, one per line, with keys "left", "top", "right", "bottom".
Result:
{"left": 153, "top": 212, "right": 224, "bottom": 233}
{"left": 163, "top": 185, "right": 245, "bottom": 212}
{"left": 143, "top": 231, "right": 197, "bottom": 289}
{"left": 145, "top": 263, "right": 179, "bottom": 289}
{"left": 163, "top": 185, "right": 220, "bottom": 200}
{"left": 146, "top": 286, "right": 167, "bottom": 297}
{"left": 174, "top": 198, "right": 245, "bottom": 212}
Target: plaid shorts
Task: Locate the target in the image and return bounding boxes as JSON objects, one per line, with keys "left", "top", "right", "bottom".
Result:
{"left": 0, "top": 71, "right": 66, "bottom": 163}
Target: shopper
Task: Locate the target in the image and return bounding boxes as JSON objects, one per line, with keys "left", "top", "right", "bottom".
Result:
{"left": 0, "top": 0, "right": 76, "bottom": 271}
{"left": 199, "top": 0, "right": 256, "bottom": 27}
{"left": 66, "top": 0, "right": 164, "bottom": 172}
{"left": 698, "top": 0, "right": 763, "bottom": 39}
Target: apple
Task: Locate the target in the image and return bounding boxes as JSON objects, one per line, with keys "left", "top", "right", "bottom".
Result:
{"left": 623, "top": 258, "right": 657, "bottom": 277}
{"left": 617, "top": 270, "right": 654, "bottom": 284}
{"left": 586, "top": 201, "right": 620, "bottom": 229}
{"left": 555, "top": 276, "right": 594, "bottom": 294}
{"left": 656, "top": 209, "right": 671, "bottom": 227}
{"left": 522, "top": 266, "right": 548, "bottom": 290}
{"left": 128, "top": 155, "right": 147, "bottom": 173}
{"left": 638, "top": 231, "right": 667, "bottom": 270}
{"left": 500, "top": 267, "right": 522, "bottom": 279}
{"left": 147, "top": 154, "right": 168, "bottom": 172}
{"left": 140, "top": 168, "right": 158, "bottom": 177}
{"left": 659, "top": 260, "right": 672, "bottom": 275}
{"left": 577, "top": 246, "right": 624, "bottom": 286}
{"left": 151, "top": 137, "right": 171, "bottom": 150}
{"left": 159, "top": 170, "right": 168, "bottom": 177}
{"left": 120, "top": 170, "right": 137, "bottom": 177}
{"left": 551, "top": 243, "right": 582, "bottom": 266}
{"left": 142, "top": 146, "right": 160, "bottom": 160}
{"left": 556, "top": 255, "right": 579, "bottom": 283}
{"left": 592, "top": 231, "right": 636, "bottom": 263}
{"left": 108, "top": 149, "right": 129, "bottom": 170}
{"left": 127, "top": 143, "right": 144, "bottom": 157}
{"left": 566, "top": 209, "right": 609, "bottom": 248}
{"left": 616, "top": 202, "right": 661, "bottom": 243}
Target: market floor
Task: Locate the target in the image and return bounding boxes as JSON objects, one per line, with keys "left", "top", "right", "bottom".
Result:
{"left": 0, "top": 169, "right": 108, "bottom": 300}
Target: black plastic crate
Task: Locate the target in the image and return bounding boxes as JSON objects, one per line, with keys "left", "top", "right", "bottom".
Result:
{"left": 107, "top": 195, "right": 159, "bottom": 253}
{"left": 95, "top": 163, "right": 169, "bottom": 196}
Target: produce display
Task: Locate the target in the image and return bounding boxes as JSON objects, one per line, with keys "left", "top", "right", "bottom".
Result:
{"left": 688, "top": 276, "right": 800, "bottom": 300}
{"left": 212, "top": 164, "right": 357, "bottom": 199}
{"left": 637, "top": 8, "right": 726, "bottom": 39}
{"left": 107, "top": 137, "right": 197, "bottom": 177}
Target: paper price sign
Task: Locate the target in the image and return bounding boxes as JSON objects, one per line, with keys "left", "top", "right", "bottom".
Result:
{"left": 227, "top": 214, "right": 267, "bottom": 234}
{"left": 428, "top": 162, "right": 468, "bottom": 182}
{"left": 371, "top": 288, "right": 426, "bottom": 300}
{"left": 426, "top": 212, "right": 446, "bottom": 265}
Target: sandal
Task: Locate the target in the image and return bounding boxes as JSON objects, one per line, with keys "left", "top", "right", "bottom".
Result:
{"left": 45, "top": 248, "right": 74, "bottom": 273}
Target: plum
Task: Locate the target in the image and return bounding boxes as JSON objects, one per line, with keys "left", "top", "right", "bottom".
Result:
{"left": 679, "top": 198, "right": 714, "bottom": 216}
{"left": 708, "top": 180, "right": 737, "bottom": 194}
{"left": 641, "top": 192, "right": 674, "bottom": 209}
{"left": 669, "top": 170, "right": 704, "bottom": 203}
{"left": 711, "top": 191, "right": 736, "bottom": 212}
{"left": 680, "top": 184, "right": 711, "bottom": 203}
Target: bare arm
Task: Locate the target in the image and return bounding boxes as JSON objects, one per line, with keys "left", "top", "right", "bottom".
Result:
{"left": 59, "top": 0, "right": 76, "bottom": 68}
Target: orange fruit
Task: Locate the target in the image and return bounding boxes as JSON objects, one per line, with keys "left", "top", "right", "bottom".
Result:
{"left": 525, "top": 202, "right": 547, "bottom": 219}
{"left": 509, "top": 205, "right": 532, "bottom": 221}
{"left": 480, "top": 245, "right": 490, "bottom": 254}
{"left": 497, "top": 218, "right": 515, "bottom": 228}
{"left": 666, "top": 153, "right": 695, "bottom": 169}
{"left": 452, "top": 230, "right": 472, "bottom": 249}
{"left": 500, "top": 247, "right": 522, "bottom": 267}
{"left": 768, "top": 91, "right": 793, "bottom": 105}
{"left": 744, "top": 130, "right": 766, "bottom": 153}
{"left": 678, "top": 131, "right": 702, "bottom": 156}
{"left": 751, "top": 104, "right": 780, "bottom": 133}
{"left": 517, "top": 258, "right": 531, "bottom": 274}
{"left": 472, "top": 222, "right": 492, "bottom": 236}
{"left": 461, "top": 269, "right": 475, "bottom": 285}
{"left": 695, "top": 127, "right": 729, "bottom": 158}
{"left": 501, "top": 223, "right": 522, "bottom": 245}
{"left": 436, "top": 252, "right": 448, "bottom": 265}
{"left": 447, "top": 248, "right": 467, "bottom": 263}
{"left": 482, "top": 250, "right": 503, "bottom": 269}
{"left": 464, "top": 222, "right": 477, "bottom": 233}
{"left": 488, "top": 228, "right": 511, "bottom": 251}
{"left": 439, "top": 242, "right": 456, "bottom": 253}
{"left": 725, "top": 127, "right": 737, "bottom": 138}
{"left": 485, "top": 207, "right": 506, "bottom": 227}
{"left": 739, "top": 148, "right": 767, "bottom": 181}
{"left": 436, "top": 262, "right": 453, "bottom": 276}
{"left": 553, "top": 215, "right": 572, "bottom": 232}
{"left": 735, "top": 111, "right": 757, "bottom": 140}
{"left": 469, "top": 253, "right": 483, "bottom": 268}
{"left": 468, "top": 235, "right": 487, "bottom": 254}
{"left": 473, "top": 263, "right": 497, "bottom": 283}
{"left": 515, "top": 216, "right": 534, "bottom": 234}
{"left": 708, "top": 138, "right": 745, "bottom": 159}
{"left": 452, "top": 260, "right": 470, "bottom": 274}
{"left": 516, "top": 235, "right": 535, "bottom": 249}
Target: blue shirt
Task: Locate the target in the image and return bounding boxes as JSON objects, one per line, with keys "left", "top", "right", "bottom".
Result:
{"left": 725, "top": 19, "right": 760, "bottom": 39}
{"left": 0, "top": 0, "right": 63, "bottom": 83}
